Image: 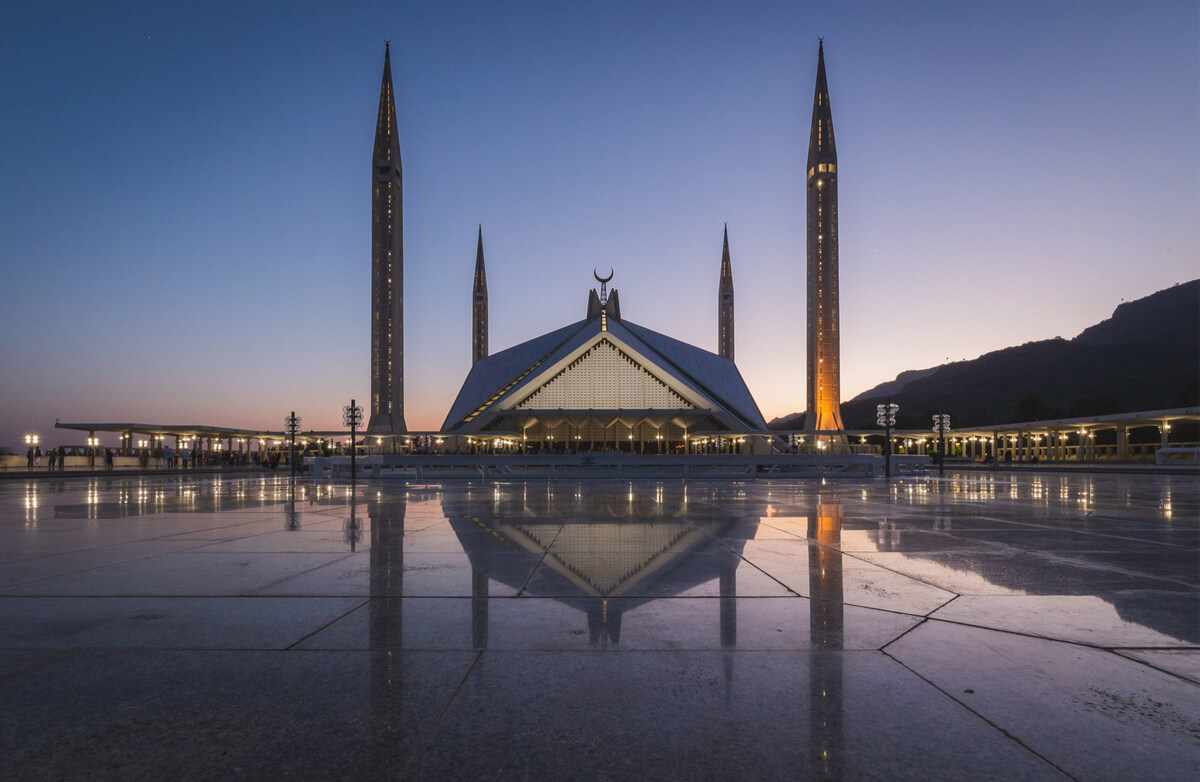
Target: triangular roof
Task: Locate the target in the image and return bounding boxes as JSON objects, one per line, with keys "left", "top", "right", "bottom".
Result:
{"left": 441, "top": 303, "right": 767, "bottom": 433}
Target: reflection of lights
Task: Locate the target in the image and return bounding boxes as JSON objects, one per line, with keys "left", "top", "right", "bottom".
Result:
{"left": 24, "top": 485, "right": 39, "bottom": 527}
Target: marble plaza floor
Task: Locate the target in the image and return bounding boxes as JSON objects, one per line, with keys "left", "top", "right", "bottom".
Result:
{"left": 0, "top": 473, "right": 1196, "bottom": 781}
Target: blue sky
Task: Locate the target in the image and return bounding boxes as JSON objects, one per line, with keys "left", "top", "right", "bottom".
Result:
{"left": 1, "top": 0, "right": 1196, "bottom": 447}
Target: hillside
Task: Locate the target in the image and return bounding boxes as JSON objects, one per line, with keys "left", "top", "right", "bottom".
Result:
{"left": 769, "top": 280, "right": 1199, "bottom": 430}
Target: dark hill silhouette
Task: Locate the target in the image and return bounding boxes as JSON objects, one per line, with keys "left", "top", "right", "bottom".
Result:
{"left": 769, "top": 280, "right": 1199, "bottom": 430}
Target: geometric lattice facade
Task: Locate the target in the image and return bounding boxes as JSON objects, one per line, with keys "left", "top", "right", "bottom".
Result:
{"left": 516, "top": 339, "right": 692, "bottom": 411}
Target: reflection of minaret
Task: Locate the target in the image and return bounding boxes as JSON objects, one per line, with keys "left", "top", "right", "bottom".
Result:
{"left": 718, "top": 224, "right": 734, "bottom": 361}
{"left": 720, "top": 549, "right": 737, "bottom": 698}
{"left": 472, "top": 225, "right": 488, "bottom": 366}
{"left": 368, "top": 43, "right": 407, "bottom": 435}
{"left": 586, "top": 600, "right": 621, "bottom": 648}
{"left": 809, "top": 500, "right": 844, "bottom": 780}
{"left": 804, "top": 41, "right": 846, "bottom": 443}
{"left": 368, "top": 494, "right": 406, "bottom": 753}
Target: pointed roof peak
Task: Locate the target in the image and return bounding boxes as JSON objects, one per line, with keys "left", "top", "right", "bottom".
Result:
{"left": 815, "top": 39, "right": 829, "bottom": 88}
{"left": 374, "top": 42, "right": 401, "bottom": 166}
{"left": 720, "top": 225, "right": 732, "bottom": 278}
{"left": 374, "top": 42, "right": 401, "bottom": 164}
{"left": 807, "top": 39, "right": 836, "bottom": 166}
{"left": 474, "top": 226, "right": 487, "bottom": 288}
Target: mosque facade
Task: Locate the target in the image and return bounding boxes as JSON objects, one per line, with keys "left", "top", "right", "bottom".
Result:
{"left": 441, "top": 274, "right": 768, "bottom": 452}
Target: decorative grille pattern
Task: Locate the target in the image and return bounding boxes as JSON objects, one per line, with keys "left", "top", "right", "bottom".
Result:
{"left": 515, "top": 523, "right": 693, "bottom": 594}
{"left": 516, "top": 340, "right": 691, "bottom": 410}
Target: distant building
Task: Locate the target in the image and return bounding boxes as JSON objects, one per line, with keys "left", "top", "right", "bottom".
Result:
{"left": 440, "top": 275, "right": 767, "bottom": 450}
{"left": 803, "top": 40, "right": 846, "bottom": 442}
{"left": 369, "top": 43, "right": 406, "bottom": 435}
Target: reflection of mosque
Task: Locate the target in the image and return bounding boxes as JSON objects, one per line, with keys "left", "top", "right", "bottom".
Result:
{"left": 866, "top": 481, "right": 1198, "bottom": 644}
{"left": 362, "top": 488, "right": 848, "bottom": 780}
{"left": 442, "top": 486, "right": 762, "bottom": 648}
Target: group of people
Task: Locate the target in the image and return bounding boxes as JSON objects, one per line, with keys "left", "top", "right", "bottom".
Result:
{"left": 21, "top": 442, "right": 293, "bottom": 472}
{"left": 25, "top": 445, "right": 80, "bottom": 471}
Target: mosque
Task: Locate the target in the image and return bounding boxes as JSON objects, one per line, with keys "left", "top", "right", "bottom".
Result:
{"left": 368, "top": 41, "right": 846, "bottom": 453}
{"left": 52, "top": 41, "right": 848, "bottom": 458}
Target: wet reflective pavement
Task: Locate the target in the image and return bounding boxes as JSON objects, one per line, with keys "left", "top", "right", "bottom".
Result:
{"left": 0, "top": 473, "right": 1195, "bottom": 780}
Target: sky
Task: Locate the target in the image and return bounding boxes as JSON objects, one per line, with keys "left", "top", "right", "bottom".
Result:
{"left": 0, "top": 0, "right": 1197, "bottom": 449}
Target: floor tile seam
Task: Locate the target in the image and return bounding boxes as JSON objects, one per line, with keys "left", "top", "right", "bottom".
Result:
{"left": 1112, "top": 644, "right": 1200, "bottom": 652}
{"left": 407, "top": 648, "right": 886, "bottom": 655}
{"left": 1018, "top": 550, "right": 1199, "bottom": 588}
{"left": 879, "top": 615, "right": 935, "bottom": 653}
{"left": 827, "top": 548, "right": 967, "bottom": 599}
{"left": 238, "top": 551, "right": 363, "bottom": 596}
{"left": 0, "top": 593, "right": 373, "bottom": 600}
{"left": 880, "top": 648, "right": 1084, "bottom": 781}
{"left": 515, "top": 525, "right": 564, "bottom": 596}
{"left": 396, "top": 649, "right": 484, "bottom": 782}
{"left": 710, "top": 538, "right": 804, "bottom": 598}
{"left": 936, "top": 528, "right": 1197, "bottom": 549}
{"left": 783, "top": 591, "right": 949, "bottom": 623}
{"left": 156, "top": 522, "right": 300, "bottom": 540}
{"left": 284, "top": 597, "right": 370, "bottom": 650}
{"left": 0, "top": 541, "right": 230, "bottom": 589}
{"left": 288, "top": 644, "right": 905, "bottom": 653}
{"left": 1106, "top": 649, "right": 1200, "bottom": 686}
{"left": 912, "top": 612, "right": 1199, "bottom": 655}
{"left": 0, "top": 643, "right": 375, "bottom": 653}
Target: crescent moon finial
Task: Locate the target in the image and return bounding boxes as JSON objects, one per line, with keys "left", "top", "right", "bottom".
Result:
{"left": 594, "top": 267, "right": 613, "bottom": 284}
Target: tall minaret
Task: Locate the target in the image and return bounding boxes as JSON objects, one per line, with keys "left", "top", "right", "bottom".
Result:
{"left": 804, "top": 40, "right": 845, "bottom": 441}
{"left": 472, "top": 225, "right": 488, "bottom": 365}
{"left": 369, "top": 43, "right": 406, "bottom": 434}
{"left": 718, "top": 224, "right": 734, "bottom": 361}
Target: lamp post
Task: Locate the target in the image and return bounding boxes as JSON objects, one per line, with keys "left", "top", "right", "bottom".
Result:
{"left": 24, "top": 433, "right": 39, "bottom": 470}
{"left": 343, "top": 399, "right": 363, "bottom": 482}
{"left": 284, "top": 412, "right": 302, "bottom": 478}
{"left": 931, "top": 412, "right": 951, "bottom": 477}
{"left": 876, "top": 400, "right": 898, "bottom": 480}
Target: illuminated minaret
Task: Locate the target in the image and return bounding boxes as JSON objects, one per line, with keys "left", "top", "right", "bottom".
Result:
{"left": 718, "top": 224, "right": 734, "bottom": 361}
{"left": 472, "top": 225, "right": 488, "bottom": 365}
{"left": 804, "top": 40, "right": 845, "bottom": 441}
{"left": 369, "top": 43, "right": 406, "bottom": 434}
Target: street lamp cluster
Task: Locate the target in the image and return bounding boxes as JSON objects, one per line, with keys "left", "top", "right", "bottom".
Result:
{"left": 342, "top": 399, "right": 363, "bottom": 482}
{"left": 875, "top": 400, "right": 899, "bottom": 479}
{"left": 931, "top": 413, "right": 951, "bottom": 477}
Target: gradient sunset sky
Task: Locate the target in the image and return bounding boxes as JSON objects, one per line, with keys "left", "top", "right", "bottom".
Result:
{"left": 1, "top": 0, "right": 1196, "bottom": 448}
